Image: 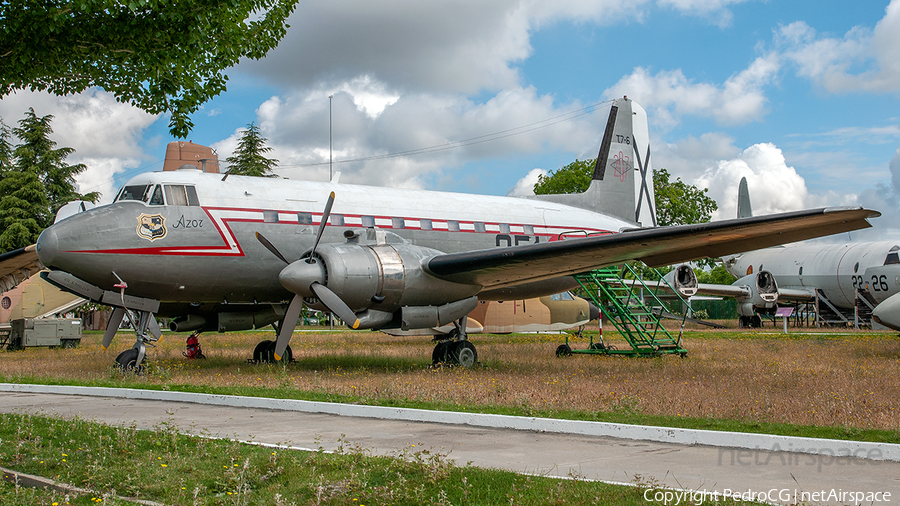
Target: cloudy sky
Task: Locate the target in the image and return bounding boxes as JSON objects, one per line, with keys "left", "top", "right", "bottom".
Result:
{"left": 2, "top": 0, "right": 900, "bottom": 241}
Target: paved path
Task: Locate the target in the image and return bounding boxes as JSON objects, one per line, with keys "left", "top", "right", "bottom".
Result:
{"left": 0, "top": 386, "right": 897, "bottom": 505}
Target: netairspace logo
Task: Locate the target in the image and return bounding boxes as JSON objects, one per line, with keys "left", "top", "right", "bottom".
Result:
{"left": 642, "top": 488, "right": 892, "bottom": 505}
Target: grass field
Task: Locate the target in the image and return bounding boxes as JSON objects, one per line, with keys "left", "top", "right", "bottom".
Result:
{"left": 1, "top": 326, "right": 898, "bottom": 440}
{"left": 5, "top": 411, "right": 709, "bottom": 505}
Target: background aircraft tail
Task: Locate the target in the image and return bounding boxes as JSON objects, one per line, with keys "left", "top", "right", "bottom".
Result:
{"left": 529, "top": 97, "right": 657, "bottom": 227}
{"left": 737, "top": 177, "right": 753, "bottom": 218}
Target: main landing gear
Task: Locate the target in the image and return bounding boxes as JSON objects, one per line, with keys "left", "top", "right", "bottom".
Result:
{"left": 115, "top": 309, "right": 160, "bottom": 373}
{"left": 252, "top": 339, "right": 293, "bottom": 364}
{"left": 251, "top": 319, "right": 294, "bottom": 364}
{"left": 432, "top": 317, "right": 478, "bottom": 367}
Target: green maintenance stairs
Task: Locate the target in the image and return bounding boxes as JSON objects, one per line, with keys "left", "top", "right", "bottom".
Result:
{"left": 559, "top": 265, "right": 689, "bottom": 357}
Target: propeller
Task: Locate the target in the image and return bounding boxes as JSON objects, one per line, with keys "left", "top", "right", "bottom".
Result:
{"left": 102, "top": 307, "right": 125, "bottom": 350}
{"left": 256, "top": 191, "right": 360, "bottom": 361}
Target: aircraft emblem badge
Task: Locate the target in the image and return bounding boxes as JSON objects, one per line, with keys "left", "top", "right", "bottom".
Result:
{"left": 137, "top": 214, "right": 167, "bottom": 241}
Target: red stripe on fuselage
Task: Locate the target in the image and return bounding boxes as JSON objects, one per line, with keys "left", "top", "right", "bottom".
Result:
{"left": 63, "top": 206, "right": 613, "bottom": 256}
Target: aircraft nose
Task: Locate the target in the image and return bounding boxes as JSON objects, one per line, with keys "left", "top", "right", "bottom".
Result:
{"left": 36, "top": 226, "right": 59, "bottom": 267}
{"left": 872, "top": 292, "right": 900, "bottom": 331}
{"left": 588, "top": 302, "right": 600, "bottom": 321}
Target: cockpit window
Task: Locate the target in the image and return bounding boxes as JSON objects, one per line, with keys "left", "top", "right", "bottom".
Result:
{"left": 164, "top": 185, "right": 200, "bottom": 206}
{"left": 885, "top": 252, "right": 900, "bottom": 266}
{"left": 148, "top": 185, "right": 164, "bottom": 205}
{"left": 117, "top": 185, "right": 151, "bottom": 202}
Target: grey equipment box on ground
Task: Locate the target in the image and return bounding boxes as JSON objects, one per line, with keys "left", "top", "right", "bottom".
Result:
{"left": 4, "top": 318, "right": 82, "bottom": 350}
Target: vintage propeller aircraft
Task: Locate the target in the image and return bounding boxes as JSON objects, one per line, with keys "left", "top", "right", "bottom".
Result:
{"left": 30, "top": 97, "right": 879, "bottom": 369}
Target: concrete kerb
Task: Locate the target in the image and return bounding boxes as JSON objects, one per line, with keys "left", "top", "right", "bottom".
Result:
{"left": 2, "top": 383, "right": 898, "bottom": 462}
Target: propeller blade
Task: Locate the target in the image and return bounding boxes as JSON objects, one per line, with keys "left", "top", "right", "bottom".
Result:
{"left": 310, "top": 282, "right": 360, "bottom": 329}
{"left": 256, "top": 232, "right": 290, "bottom": 264}
{"left": 103, "top": 307, "right": 125, "bottom": 350}
{"left": 310, "top": 191, "right": 335, "bottom": 259}
{"left": 274, "top": 295, "right": 304, "bottom": 361}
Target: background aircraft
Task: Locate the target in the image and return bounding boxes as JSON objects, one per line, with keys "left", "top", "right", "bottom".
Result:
{"left": 31, "top": 98, "right": 878, "bottom": 370}
{"left": 651, "top": 179, "right": 900, "bottom": 329}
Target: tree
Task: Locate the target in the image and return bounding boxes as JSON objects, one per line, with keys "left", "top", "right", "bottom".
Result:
{"left": 697, "top": 265, "right": 737, "bottom": 285}
{"left": 532, "top": 159, "right": 718, "bottom": 227}
{"left": 652, "top": 168, "right": 717, "bottom": 227}
{"left": 0, "top": 169, "right": 48, "bottom": 252}
{"left": 225, "top": 122, "right": 279, "bottom": 177}
{"left": 13, "top": 108, "right": 99, "bottom": 216}
{"left": 0, "top": 1, "right": 297, "bottom": 138}
{"left": 0, "top": 109, "right": 96, "bottom": 253}
{"left": 532, "top": 159, "right": 594, "bottom": 194}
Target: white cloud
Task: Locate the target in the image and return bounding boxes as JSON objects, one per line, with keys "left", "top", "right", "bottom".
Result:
{"left": 240, "top": 0, "right": 749, "bottom": 97}
{"left": 778, "top": 0, "right": 900, "bottom": 93}
{"left": 0, "top": 89, "right": 158, "bottom": 203}
{"left": 217, "top": 85, "right": 609, "bottom": 191}
{"left": 693, "top": 143, "right": 810, "bottom": 220}
{"left": 603, "top": 54, "right": 780, "bottom": 128}
{"left": 506, "top": 168, "right": 548, "bottom": 196}
{"left": 656, "top": 0, "right": 754, "bottom": 27}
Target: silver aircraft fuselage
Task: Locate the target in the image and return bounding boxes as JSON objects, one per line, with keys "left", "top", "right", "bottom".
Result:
{"left": 725, "top": 241, "right": 900, "bottom": 308}
{"left": 36, "top": 168, "right": 628, "bottom": 315}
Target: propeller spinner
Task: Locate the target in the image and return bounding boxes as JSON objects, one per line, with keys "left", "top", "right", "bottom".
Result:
{"left": 256, "top": 192, "right": 359, "bottom": 361}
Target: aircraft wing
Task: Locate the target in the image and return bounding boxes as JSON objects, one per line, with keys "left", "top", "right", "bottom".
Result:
{"left": 426, "top": 207, "right": 878, "bottom": 290}
{"left": 0, "top": 245, "right": 43, "bottom": 293}
{"left": 625, "top": 280, "right": 815, "bottom": 301}
{"left": 775, "top": 287, "right": 816, "bottom": 301}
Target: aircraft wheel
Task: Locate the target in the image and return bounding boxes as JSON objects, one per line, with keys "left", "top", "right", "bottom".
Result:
{"left": 451, "top": 341, "right": 477, "bottom": 368}
{"left": 432, "top": 340, "right": 452, "bottom": 364}
{"left": 115, "top": 348, "right": 143, "bottom": 373}
{"left": 750, "top": 315, "right": 762, "bottom": 328}
{"left": 253, "top": 340, "right": 274, "bottom": 363}
{"left": 269, "top": 342, "right": 293, "bottom": 364}
{"left": 555, "top": 344, "right": 572, "bottom": 357}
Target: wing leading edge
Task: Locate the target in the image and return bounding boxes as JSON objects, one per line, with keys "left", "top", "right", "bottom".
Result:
{"left": 425, "top": 207, "right": 879, "bottom": 290}
{"left": 0, "top": 245, "right": 42, "bottom": 293}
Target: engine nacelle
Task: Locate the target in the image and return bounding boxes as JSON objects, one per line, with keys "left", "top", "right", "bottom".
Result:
{"left": 169, "top": 306, "right": 284, "bottom": 332}
{"left": 279, "top": 241, "right": 481, "bottom": 330}
{"left": 663, "top": 264, "right": 698, "bottom": 298}
{"left": 732, "top": 270, "right": 779, "bottom": 316}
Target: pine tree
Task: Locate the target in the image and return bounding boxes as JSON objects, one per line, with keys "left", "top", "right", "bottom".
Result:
{"left": 225, "top": 122, "right": 279, "bottom": 177}
{"left": 12, "top": 108, "right": 99, "bottom": 221}
{"left": 0, "top": 109, "right": 97, "bottom": 253}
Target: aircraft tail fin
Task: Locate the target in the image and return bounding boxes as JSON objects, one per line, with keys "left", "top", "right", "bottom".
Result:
{"left": 529, "top": 97, "right": 657, "bottom": 227}
{"left": 737, "top": 177, "right": 753, "bottom": 218}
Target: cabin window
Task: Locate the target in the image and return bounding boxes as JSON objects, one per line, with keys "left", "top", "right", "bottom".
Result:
{"left": 263, "top": 211, "right": 279, "bottom": 223}
{"left": 391, "top": 217, "right": 405, "bottom": 229}
{"left": 298, "top": 212, "right": 313, "bottom": 224}
{"left": 447, "top": 220, "right": 460, "bottom": 232}
{"left": 118, "top": 185, "right": 151, "bottom": 202}
{"left": 885, "top": 253, "right": 900, "bottom": 266}
{"left": 474, "top": 222, "right": 486, "bottom": 233}
{"left": 420, "top": 219, "right": 433, "bottom": 231}
{"left": 164, "top": 185, "right": 201, "bottom": 206}
{"left": 331, "top": 214, "right": 344, "bottom": 226}
{"left": 523, "top": 224, "right": 534, "bottom": 235}
{"left": 148, "top": 185, "right": 164, "bottom": 205}
{"left": 499, "top": 223, "right": 510, "bottom": 234}
{"left": 855, "top": 262, "right": 860, "bottom": 273}
{"left": 362, "top": 216, "right": 376, "bottom": 228}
